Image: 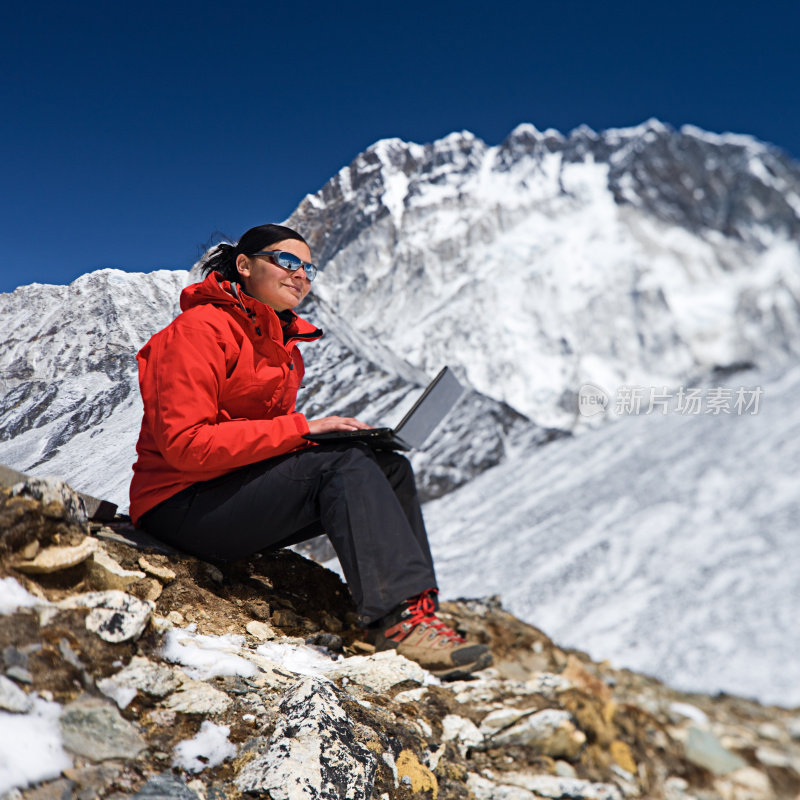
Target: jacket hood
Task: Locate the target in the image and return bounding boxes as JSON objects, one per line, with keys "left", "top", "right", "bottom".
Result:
{"left": 179, "top": 271, "right": 322, "bottom": 342}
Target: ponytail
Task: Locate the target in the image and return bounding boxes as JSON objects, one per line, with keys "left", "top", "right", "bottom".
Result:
{"left": 199, "top": 224, "right": 308, "bottom": 284}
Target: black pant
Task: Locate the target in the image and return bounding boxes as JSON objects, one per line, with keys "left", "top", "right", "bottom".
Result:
{"left": 140, "top": 443, "right": 438, "bottom": 622}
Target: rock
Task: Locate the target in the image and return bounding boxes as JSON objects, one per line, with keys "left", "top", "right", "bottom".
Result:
{"left": 59, "top": 590, "right": 154, "bottom": 643}
{"left": 563, "top": 655, "right": 612, "bottom": 702}
{"left": 305, "top": 631, "right": 344, "bottom": 652}
{"left": 755, "top": 722, "right": 785, "bottom": 742}
{"left": 0, "top": 674, "right": 33, "bottom": 713}
{"left": 163, "top": 679, "right": 232, "bottom": 715}
{"left": 59, "top": 695, "right": 147, "bottom": 761}
{"left": 787, "top": 716, "right": 800, "bottom": 740}
{"left": 396, "top": 750, "right": 438, "bottom": 798}
{"left": 20, "top": 778, "right": 75, "bottom": 800}
{"left": 610, "top": 739, "right": 637, "bottom": 773}
{"left": 246, "top": 620, "right": 276, "bottom": 640}
{"left": 97, "top": 656, "right": 183, "bottom": 708}
{"left": 684, "top": 725, "right": 748, "bottom": 775}
{"left": 555, "top": 760, "right": 578, "bottom": 778}
{"left": 11, "top": 477, "right": 87, "bottom": 527}
{"left": 526, "top": 672, "right": 574, "bottom": 697}
{"left": 394, "top": 687, "right": 428, "bottom": 703}
{"left": 442, "top": 714, "right": 483, "bottom": 751}
{"left": 62, "top": 763, "right": 122, "bottom": 795}
{"left": 754, "top": 745, "right": 792, "bottom": 768}
{"left": 132, "top": 773, "right": 201, "bottom": 799}
{"left": 88, "top": 549, "right": 146, "bottom": 591}
{"left": 138, "top": 556, "right": 176, "bottom": 583}
{"left": 234, "top": 676, "right": 377, "bottom": 799}
{"left": 12, "top": 536, "right": 97, "bottom": 573}
{"left": 131, "top": 577, "right": 164, "bottom": 602}
{"left": 498, "top": 772, "right": 624, "bottom": 800}
{"left": 5, "top": 665, "right": 33, "bottom": 684}
{"left": 480, "top": 706, "right": 530, "bottom": 735}
{"left": 713, "top": 766, "right": 773, "bottom": 800}
{"left": 483, "top": 708, "right": 587, "bottom": 758}
{"left": 327, "top": 650, "right": 427, "bottom": 692}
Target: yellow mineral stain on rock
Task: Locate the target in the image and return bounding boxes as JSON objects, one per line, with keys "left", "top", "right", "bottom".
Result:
{"left": 397, "top": 749, "right": 438, "bottom": 799}
{"left": 610, "top": 739, "right": 637, "bottom": 774}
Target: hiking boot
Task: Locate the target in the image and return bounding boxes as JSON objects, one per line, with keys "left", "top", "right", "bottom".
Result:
{"left": 366, "top": 589, "right": 492, "bottom": 679}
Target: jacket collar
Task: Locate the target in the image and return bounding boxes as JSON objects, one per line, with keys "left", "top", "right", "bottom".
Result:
{"left": 180, "top": 271, "right": 323, "bottom": 344}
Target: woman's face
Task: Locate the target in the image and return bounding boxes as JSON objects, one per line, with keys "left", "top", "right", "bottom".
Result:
{"left": 236, "top": 239, "right": 312, "bottom": 312}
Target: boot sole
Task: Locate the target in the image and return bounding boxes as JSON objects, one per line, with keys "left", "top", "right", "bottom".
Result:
{"left": 430, "top": 650, "right": 493, "bottom": 681}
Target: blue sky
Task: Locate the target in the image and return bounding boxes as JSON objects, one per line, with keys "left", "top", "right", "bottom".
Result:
{"left": 1, "top": 1, "right": 798, "bottom": 294}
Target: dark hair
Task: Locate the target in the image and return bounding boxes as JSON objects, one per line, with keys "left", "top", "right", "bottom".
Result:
{"left": 199, "top": 224, "right": 308, "bottom": 283}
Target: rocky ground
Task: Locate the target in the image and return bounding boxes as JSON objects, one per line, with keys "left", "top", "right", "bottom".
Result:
{"left": 1, "top": 478, "right": 798, "bottom": 800}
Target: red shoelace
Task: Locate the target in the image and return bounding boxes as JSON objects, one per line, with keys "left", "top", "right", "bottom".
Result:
{"left": 406, "top": 589, "right": 465, "bottom": 643}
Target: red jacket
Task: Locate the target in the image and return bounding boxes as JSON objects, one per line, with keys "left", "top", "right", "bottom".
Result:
{"left": 129, "top": 271, "right": 323, "bottom": 525}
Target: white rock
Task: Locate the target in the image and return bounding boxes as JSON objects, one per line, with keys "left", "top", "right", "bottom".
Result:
{"left": 756, "top": 722, "right": 785, "bottom": 742}
{"left": 467, "top": 771, "right": 536, "bottom": 800}
{"left": 442, "top": 715, "right": 483, "bottom": 748}
{"left": 480, "top": 707, "right": 528, "bottom": 735}
{"left": 501, "top": 772, "right": 624, "bottom": 800}
{"left": 526, "top": 672, "right": 574, "bottom": 697}
{"left": 163, "top": 680, "right": 232, "bottom": 715}
{"left": 88, "top": 549, "right": 146, "bottom": 591}
{"left": 11, "top": 477, "right": 87, "bottom": 527}
{"left": 234, "top": 677, "right": 377, "bottom": 799}
{"left": 327, "top": 650, "right": 427, "bottom": 692}
{"left": 97, "top": 656, "right": 183, "bottom": 708}
{"left": 714, "top": 766, "right": 773, "bottom": 800}
{"left": 59, "top": 591, "right": 153, "bottom": 643}
{"left": 13, "top": 537, "right": 97, "bottom": 574}
{"left": 138, "top": 556, "right": 176, "bottom": 583}
{"left": 394, "top": 687, "right": 428, "bottom": 703}
{"left": 555, "top": 760, "right": 578, "bottom": 778}
{"left": 0, "top": 675, "right": 33, "bottom": 713}
{"left": 670, "top": 702, "right": 710, "bottom": 725}
{"left": 754, "top": 746, "right": 792, "bottom": 768}
{"left": 484, "top": 708, "right": 587, "bottom": 758}
{"left": 246, "top": 620, "right": 276, "bottom": 640}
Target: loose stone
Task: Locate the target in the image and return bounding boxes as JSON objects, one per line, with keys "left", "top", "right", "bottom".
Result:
{"left": 59, "top": 590, "right": 154, "bottom": 643}
{"left": 59, "top": 695, "right": 147, "bottom": 761}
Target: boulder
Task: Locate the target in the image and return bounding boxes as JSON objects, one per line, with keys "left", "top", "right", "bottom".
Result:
{"left": 234, "top": 676, "right": 377, "bottom": 799}
{"left": 59, "top": 695, "right": 147, "bottom": 761}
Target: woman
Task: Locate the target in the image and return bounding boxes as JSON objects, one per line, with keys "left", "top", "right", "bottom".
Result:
{"left": 129, "top": 223, "right": 490, "bottom": 677}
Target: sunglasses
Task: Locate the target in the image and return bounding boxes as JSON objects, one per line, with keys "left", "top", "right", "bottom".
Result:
{"left": 252, "top": 250, "right": 318, "bottom": 282}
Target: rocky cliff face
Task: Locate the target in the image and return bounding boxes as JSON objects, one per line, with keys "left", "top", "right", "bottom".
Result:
{"left": 289, "top": 119, "right": 800, "bottom": 428}
{"left": 1, "top": 478, "right": 798, "bottom": 799}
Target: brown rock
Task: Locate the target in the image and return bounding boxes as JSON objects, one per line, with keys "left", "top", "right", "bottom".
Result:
{"left": 13, "top": 536, "right": 97, "bottom": 574}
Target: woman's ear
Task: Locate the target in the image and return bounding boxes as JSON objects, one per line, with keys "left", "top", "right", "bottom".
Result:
{"left": 236, "top": 254, "right": 251, "bottom": 278}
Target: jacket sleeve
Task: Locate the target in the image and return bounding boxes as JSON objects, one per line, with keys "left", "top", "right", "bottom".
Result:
{"left": 138, "top": 317, "right": 310, "bottom": 473}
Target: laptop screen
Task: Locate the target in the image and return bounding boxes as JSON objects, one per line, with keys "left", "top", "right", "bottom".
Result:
{"left": 394, "top": 367, "right": 464, "bottom": 449}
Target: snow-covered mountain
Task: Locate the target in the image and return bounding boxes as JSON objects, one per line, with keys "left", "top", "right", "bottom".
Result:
{"left": 426, "top": 362, "right": 800, "bottom": 706}
{"left": 290, "top": 118, "right": 800, "bottom": 428}
{"left": 0, "top": 270, "right": 538, "bottom": 511}
{"left": 1, "top": 119, "right": 799, "bottom": 704}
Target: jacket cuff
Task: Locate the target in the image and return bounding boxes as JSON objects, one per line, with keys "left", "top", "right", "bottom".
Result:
{"left": 292, "top": 413, "right": 310, "bottom": 436}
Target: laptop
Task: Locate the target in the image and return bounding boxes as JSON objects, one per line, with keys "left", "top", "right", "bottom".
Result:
{"left": 303, "top": 366, "right": 464, "bottom": 451}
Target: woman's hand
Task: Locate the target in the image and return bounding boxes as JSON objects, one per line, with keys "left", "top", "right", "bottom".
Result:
{"left": 307, "top": 416, "right": 373, "bottom": 434}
